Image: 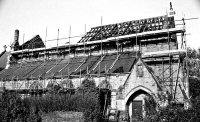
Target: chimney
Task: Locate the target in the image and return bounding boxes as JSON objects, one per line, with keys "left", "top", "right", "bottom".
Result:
{"left": 14, "top": 29, "right": 19, "bottom": 42}
{"left": 11, "top": 29, "right": 19, "bottom": 51}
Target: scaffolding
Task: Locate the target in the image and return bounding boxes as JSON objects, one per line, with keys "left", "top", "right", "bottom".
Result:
{"left": 0, "top": 13, "right": 195, "bottom": 107}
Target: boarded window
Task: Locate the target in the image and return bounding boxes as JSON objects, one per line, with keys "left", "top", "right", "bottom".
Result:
{"left": 137, "top": 64, "right": 143, "bottom": 77}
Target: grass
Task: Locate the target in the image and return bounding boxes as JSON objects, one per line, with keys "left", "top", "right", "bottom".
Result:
{"left": 42, "top": 111, "right": 84, "bottom": 122}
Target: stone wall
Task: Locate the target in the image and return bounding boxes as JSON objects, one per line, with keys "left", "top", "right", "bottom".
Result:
{"left": 141, "top": 42, "right": 177, "bottom": 53}
{"left": 147, "top": 62, "right": 185, "bottom": 102}
{"left": 124, "top": 59, "right": 158, "bottom": 99}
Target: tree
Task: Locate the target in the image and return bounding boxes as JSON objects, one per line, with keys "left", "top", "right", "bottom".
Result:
{"left": 187, "top": 48, "right": 200, "bottom": 99}
{"left": 76, "top": 77, "right": 102, "bottom": 121}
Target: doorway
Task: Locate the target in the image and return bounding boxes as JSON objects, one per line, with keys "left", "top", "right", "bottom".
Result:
{"left": 132, "top": 100, "right": 143, "bottom": 121}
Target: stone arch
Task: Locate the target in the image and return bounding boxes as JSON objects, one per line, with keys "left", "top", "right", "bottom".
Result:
{"left": 125, "top": 85, "right": 157, "bottom": 105}
{"left": 124, "top": 85, "right": 157, "bottom": 120}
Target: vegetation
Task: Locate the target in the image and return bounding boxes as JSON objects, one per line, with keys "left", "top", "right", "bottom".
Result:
{"left": 142, "top": 48, "right": 200, "bottom": 122}
{"left": 0, "top": 78, "right": 106, "bottom": 122}
{"left": 143, "top": 97, "right": 200, "bottom": 122}
{"left": 187, "top": 48, "right": 200, "bottom": 100}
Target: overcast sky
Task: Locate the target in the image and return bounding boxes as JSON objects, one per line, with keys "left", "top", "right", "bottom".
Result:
{"left": 0, "top": 0, "right": 199, "bottom": 52}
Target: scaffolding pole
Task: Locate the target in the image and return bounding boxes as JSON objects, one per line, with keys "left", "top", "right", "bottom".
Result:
{"left": 69, "top": 25, "right": 71, "bottom": 55}
{"left": 136, "top": 32, "right": 138, "bottom": 57}
{"left": 57, "top": 29, "right": 59, "bottom": 53}
{"left": 84, "top": 24, "right": 86, "bottom": 56}
{"left": 101, "top": 16, "right": 103, "bottom": 57}
{"left": 80, "top": 68, "right": 81, "bottom": 86}
{"left": 183, "top": 18, "right": 190, "bottom": 99}
{"left": 174, "top": 57, "right": 181, "bottom": 99}
{"left": 117, "top": 23, "right": 119, "bottom": 56}
{"left": 22, "top": 33, "right": 25, "bottom": 57}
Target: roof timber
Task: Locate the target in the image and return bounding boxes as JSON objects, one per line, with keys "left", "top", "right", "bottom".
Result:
{"left": 11, "top": 27, "right": 185, "bottom": 55}
{"left": 77, "top": 27, "right": 184, "bottom": 45}
{"left": 79, "top": 15, "right": 175, "bottom": 42}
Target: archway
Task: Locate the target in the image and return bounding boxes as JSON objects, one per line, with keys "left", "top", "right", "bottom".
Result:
{"left": 125, "top": 86, "right": 156, "bottom": 121}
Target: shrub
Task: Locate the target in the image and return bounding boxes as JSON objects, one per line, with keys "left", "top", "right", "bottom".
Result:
{"left": 76, "top": 78, "right": 103, "bottom": 121}
{"left": 144, "top": 95, "right": 200, "bottom": 122}
{"left": 0, "top": 78, "right": 105, "bottom": 121}
{"left": 0, "top": 91, "right": 33, "bottom": 122}
{"left": 144, "top": 95, "right": 157, "bottom": 116}
{"left": 27, "top": 106, "right": 42, "bottom": 122}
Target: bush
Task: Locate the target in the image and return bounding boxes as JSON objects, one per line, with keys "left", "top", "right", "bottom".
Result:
{"left": 144, "top": 95, "right": 200, "bottom": 122}
{"left": 144, "top": 95, "right": 157, "bottom": 116}
{"left": 190, "top": 77, "right": 200, "bottom": 99}
{"left": 0, "top": 78, "right": 105, "bottom": 121}
{"left": 76, "top": 78, "right": 102, "bottom": 121}
{"left": 0, "top": 91, "right": 38, "bottom": 122}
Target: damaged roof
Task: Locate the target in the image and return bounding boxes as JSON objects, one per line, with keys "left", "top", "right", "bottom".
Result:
{"left": 79, "top": 15, "right": 175, "bottom": 43}
{"left": 19, "top": 35, "right": 45, "bottom": 50}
